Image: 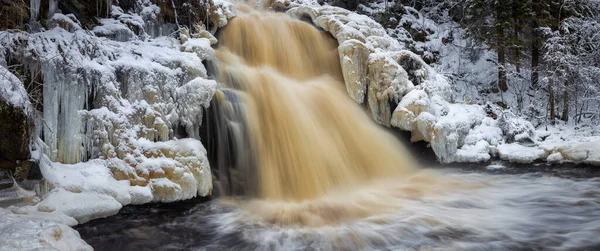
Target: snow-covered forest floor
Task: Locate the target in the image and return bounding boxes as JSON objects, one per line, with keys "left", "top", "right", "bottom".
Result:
{"left": 357, "top": 0, "right": 600, "bottom": 165}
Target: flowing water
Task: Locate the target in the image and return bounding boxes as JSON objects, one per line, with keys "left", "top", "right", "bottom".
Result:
{"left": 208, "top": 4, "right": 415, "bottom": 204}
{"left": 77, "top": 4, "right": 600, "bottom": 250}
{"left": 77, "top": 165, "right": 600, "bottom": 250}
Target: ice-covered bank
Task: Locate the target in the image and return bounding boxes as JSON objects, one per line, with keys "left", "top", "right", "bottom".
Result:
{"left": 1, "top": 0, "right": 237, "bottom": 249}
{"left": 280, "top": 0, "right": 600, "bottom": 166}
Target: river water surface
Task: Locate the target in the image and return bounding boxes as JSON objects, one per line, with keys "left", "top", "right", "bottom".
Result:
{"left": 76, "top": 164, "right": 600, "bottom": 251}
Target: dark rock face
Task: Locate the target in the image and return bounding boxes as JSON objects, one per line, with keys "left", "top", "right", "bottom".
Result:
{"left": 329, "top": 0, "right": 360, "bottom": 11}
{"left": 0, "top": 101, "right": 32, "bottom": 181}
{"left": 0, "top": 101, "right": 30, "bottom": 161}
{"left": 0, "top": 0, "right": 29, "bottom": 30}
{"left": 58, "top": 0, "right": 111, "bottom": 28}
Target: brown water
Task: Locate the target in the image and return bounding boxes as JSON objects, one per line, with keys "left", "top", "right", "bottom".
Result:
{"left": 215, "top": 5, "right": 416, "bottom": 202}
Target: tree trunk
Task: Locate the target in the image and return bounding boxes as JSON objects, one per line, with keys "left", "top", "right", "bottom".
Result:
{"left": 512, "top": 1, "right": 520, "bottom": 73}
{"left": 496, "top": 2, "right": 508, "bottom": 92}
{"left": 549, "top": 79, "right": 555, "bottom": 121}
{"left": 561, "top": 86, "right": 569, "bottom": 121}
{"left": 530, "top": 0, "right": 540, "bottom": 88}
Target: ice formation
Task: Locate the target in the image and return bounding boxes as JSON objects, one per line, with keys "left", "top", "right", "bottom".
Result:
{"left": 282, "top": 1, "right": 600, "bottom": 165}
{"left": 287, "top": 5, "right": 417, "bottom": 126}
{"left": 0, "top": 1, "right": 240, "bottom": 235}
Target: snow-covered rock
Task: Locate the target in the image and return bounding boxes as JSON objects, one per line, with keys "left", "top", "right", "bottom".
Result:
{"left": 37, "top": 189, "right": 122, "bottom": 224}
{"left": 210, "top": 0, "right": 238, "bottom": 32}
{"left": 0, "top": 2, "right": 222, "bottom": 236}
{"left": 109, "top": 138, "right": 212, "bottom": 202}
{"left": 176, "top": 78, "right": 218, "bottom": 139}
{"left": 0, "top": 65, "right": 32, "bottom": 115}
{"left": 562, "top": 140, "right": 600, "bottom": 165}
{"left": 287, "top": 5, "right": 422, "bottom": 125}
{"left": 391, "top": 89, "right": 429, "bottom": 131}
{"left": 498, "top": 112, "right": 537, "bottom": 143}
{"left": 0, "top": 208, "right": 91, "bottom": 251}
{"left": 498, "top": 143, "right": 549, "bottom": 164}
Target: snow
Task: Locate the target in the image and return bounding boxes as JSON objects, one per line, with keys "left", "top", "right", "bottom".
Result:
{"left": 93, "top": 18, "right": 138, "bottom": 42}
{"left": 0, "top": 65, "right": 32, "bottom": 114}
{"left": 1, "top": 25, "right": 217, "bottom": 164}
{"left": 176, "top": 78, "right": 217, "bottom": 138}
{"left": 37, "top": 189, "right": 122, "bottom": 224}
{"left": 39, "top": 157, "right": 134, "bottom": 205}
{"left": 0, "top": 208, "right": 92, "bottom": 251}
{"left": 498, "top": 143, "right": 549, "bottom": 164}
{"left": 48, "top": 13, "right": 82, "bottom": 32}
{"left": 6, "top": 205, "right": 77, "bottom": 226}
{"left": 341, "top": 1, "right": 600, "bottom": 166}
{"left": 562, "top": 140, "right": 600, "bottom": 165}
{"left": 210, "top": 0, "right": 237, "bottom": 31}
{"left": 287, "top": 4, "right": 439, "bottom": 126}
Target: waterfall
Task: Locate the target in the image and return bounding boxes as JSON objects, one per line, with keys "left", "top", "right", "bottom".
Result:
{"left": 212, "top": 4, "right": 416, "bottom": 202}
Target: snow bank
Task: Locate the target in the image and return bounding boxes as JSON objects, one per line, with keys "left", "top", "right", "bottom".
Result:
{"left": 38, "top": 189, "right": 122, "bottom": 224}
{"left": 0, "top": 208, "right": 91, "bottom": 251}
{"left": 34, "top": 136, "right": 211, "bottom": 222}
{"left": 483, "top": 123, "right": 600, "bottom": 165}
{"left": 498, "top": 143, "right": 549, "bottom": 164}
{"left": 562, "top": 140, "right": 600, "bottom": 165}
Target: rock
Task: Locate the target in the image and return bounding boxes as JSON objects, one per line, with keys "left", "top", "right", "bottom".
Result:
{"left": 338, "top": 39, "right": 370, "bottom": 103}
{"left": 391, "top": 90, "right": 429, "bottom": 131}
{"left": 328, "top": 0, "right": 359, "bottom": 11}
{"left": 0, "top": 101, "right": 31, "bottom": 163}
{"left": 497, "top": 143, "right": 549, "bottom": 164}
{"left": 0, "top": 169, "right": 13, "bottom": 191}
{"left": 561, "top": 140, "right": 600, "bottom": 165}
{"left": 37, "top": 189, "right": 122, "bottom": 224}
{"left": 0, "top": 0, "right": 29, "bottom": 30}
{"left": 0, "top": 208, "right": 92, "bottom": 251}
{"left": 107, "top": 138, "right": 212, "bottom": 203}
{"left": 0, "top": 173, "right": 37, "bottom": 208}
{"left": 498, "top": 112, "right": 537, "bottom": 143}
{"left": 368, "top": 52, "right": 416, "bottom": 126}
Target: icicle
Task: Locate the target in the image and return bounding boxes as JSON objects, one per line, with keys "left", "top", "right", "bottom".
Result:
{"left": 30, "top": 0, "right": 41, "bottom": 21}
{"left": 42, "top": 63, "right": 59, "bottom": 162}
{"left": 42, "top": 60, "right": 87, "bottom": 164}
{"left": 48, "top": 0, "right": 58, "bottom": 19}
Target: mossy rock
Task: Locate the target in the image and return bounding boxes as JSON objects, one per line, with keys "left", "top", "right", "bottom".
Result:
{"left": 0, "top": 0, "right": 29, "bottom": 30}
{"left": 0, "top": 101, "right": 31, "bottom": 162}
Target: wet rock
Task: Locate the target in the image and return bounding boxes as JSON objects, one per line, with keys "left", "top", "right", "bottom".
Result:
{"left": 0, "top": 169, "right": 12, "bottom": 191}
{"left": 0, "top": 0, "right": 29, "bottom": 30}
{"left": 328, "top": 0, "right": 359, "bottom": 11}
{"left": 0, "top": 169, "right": 37, "bottom": 207}
{"left": 0, "top": 100, "right": 32, "bottom": 182}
